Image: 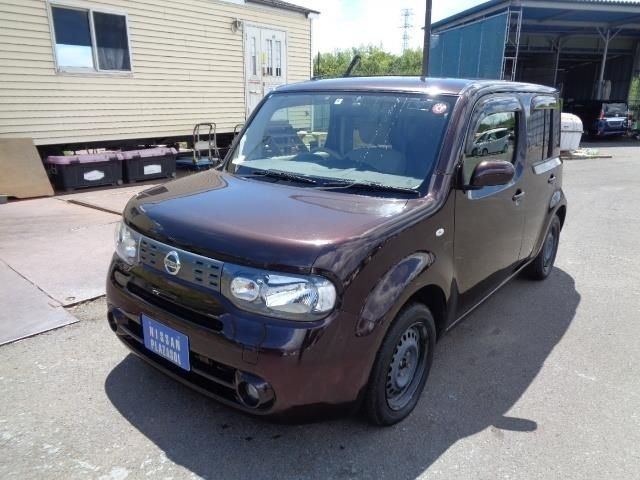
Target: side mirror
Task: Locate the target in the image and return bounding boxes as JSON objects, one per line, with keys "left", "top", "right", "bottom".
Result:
{"left": 468, "top": 160, "right": 515, "bottom": 189}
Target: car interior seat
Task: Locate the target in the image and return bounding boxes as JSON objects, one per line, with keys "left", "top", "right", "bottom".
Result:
{"left": 348, "top": 116, "right": 406, "bottom": 175}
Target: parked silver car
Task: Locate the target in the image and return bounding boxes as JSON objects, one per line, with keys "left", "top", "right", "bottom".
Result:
{"left": 472, "top": 127, "right": 511, "bottom": 156}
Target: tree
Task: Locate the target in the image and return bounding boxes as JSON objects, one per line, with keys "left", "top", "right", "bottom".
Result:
{"left": 314, "top": 46, "right": 423, "bottom": 78}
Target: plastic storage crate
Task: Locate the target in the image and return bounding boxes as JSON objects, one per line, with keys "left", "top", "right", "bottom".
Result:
{"left": 121, "top": 147, "right": 177, "bottom": 183}
{"left": 45, "top": 153, "right": 123, "bottom": 191}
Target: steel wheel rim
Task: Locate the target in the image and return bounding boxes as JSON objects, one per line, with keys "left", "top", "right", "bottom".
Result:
{"left": 386, "top": 323, "right": 428, "bottom": 411}
{"left": 543, "top": 227, "right": 557, "bottom": 271}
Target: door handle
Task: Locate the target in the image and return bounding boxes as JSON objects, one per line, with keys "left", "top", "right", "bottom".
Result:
{"left": 548, "top": 174, "right": 557, "bottom": 185}
{"left": 512, "top": 190, "right": 526, "bottom": 202}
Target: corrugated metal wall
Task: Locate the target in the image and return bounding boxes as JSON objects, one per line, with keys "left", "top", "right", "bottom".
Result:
{"left": 429, "top": 13, "right": 508, "bottom": 80}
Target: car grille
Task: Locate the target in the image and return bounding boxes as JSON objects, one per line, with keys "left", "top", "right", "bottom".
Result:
{"left": 127, "top": 282, "right": 224, "bottom": 332}
{"left": 139, "top": 235, "right": 223, "bottom": 292}
{"left": 607, "top": 121, "right": 623, "bottom": 128}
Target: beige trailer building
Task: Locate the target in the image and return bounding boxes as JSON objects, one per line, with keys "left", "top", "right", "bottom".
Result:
{"left": 0, "top": 0, "right": 317, "bottom": 153}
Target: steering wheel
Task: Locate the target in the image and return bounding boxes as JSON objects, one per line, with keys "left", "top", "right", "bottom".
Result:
{"left": 311, "top": 146, "right": 344, "bottom": 161}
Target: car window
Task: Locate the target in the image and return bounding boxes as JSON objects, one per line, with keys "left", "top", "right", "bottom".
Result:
{"left": 529, "top": 99, "right": 560, "bottom": 162}
{"left": 603, "top": 103, "right": 627, "bottom": 117}
{"left": 463, "top": 112, "right": 518, "bottom": 185}
{"left": 228, "top": 92, "right": 455, "bottom": 191}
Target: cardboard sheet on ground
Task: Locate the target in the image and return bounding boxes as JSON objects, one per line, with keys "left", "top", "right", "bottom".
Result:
{"left": 0, "top": 262, "right": 77, "bottom": 345}
{"left": 0, "top": 138, "right": 54, "bottom": 199}
{"left": 0, "top": 198, "right": 120, "bottom": 305}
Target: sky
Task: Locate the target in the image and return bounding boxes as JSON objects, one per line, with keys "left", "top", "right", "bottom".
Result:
{"left": 293, "top": 0, "right": 489, "bottom": 54}
{"left": 293, "top": 0, "right": 640, "bottom": 54}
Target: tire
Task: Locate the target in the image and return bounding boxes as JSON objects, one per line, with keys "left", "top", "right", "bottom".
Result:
{"left": 524, "top": 215, "right": 561, "bottom": 281}
{"left": 482, "top": 148, "right": 489, "bottom": 156}
{"left": 364, "top": 303, "right": 436, "bottom": 426}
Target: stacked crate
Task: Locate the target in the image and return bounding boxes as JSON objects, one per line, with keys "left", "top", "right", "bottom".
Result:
{"left": 46, "top": 147, "right": 177, "bottom": 191}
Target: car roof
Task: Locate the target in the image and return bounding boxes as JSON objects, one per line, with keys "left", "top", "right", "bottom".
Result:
{"left": 276, "top": 76, "right": 557, "bottom": 96}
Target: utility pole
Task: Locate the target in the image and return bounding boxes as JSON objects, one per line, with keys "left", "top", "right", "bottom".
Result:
{"left": 400, "top": 8, "right": 414, "bottom": 54}
{"left": 421, "top": 0, "right": 433, "bottom": 78}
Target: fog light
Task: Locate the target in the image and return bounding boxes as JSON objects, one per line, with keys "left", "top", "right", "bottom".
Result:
{"left": 246, "top": 384, "right": 259, "bottom": 401}
{"left": 238, "top": 382, "right": 260, "bottom": 408}
{"left": 235, "top": 372, "right": 275, "bottom": 409}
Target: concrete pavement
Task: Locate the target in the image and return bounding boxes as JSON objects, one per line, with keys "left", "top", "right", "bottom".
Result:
{"left": 1, "top": 144, "right": 639, "bottom": 479}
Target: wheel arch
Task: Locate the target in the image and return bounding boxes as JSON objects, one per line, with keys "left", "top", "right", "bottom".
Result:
{"left": 405, "top": 284, "right": 448, "bottom": 341}
{"left": 556, "top": 204, "right": 567, "bottom": 229}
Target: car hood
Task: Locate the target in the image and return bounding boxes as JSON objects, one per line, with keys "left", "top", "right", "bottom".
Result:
{"left": 123, "top": 171, "right": 410, "bottom": 273}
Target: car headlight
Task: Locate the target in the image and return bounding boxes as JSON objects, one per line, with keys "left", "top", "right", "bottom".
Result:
{"left": 221, "top": 263, "right": 337, "bottom": 321}
{"left": 114, "top": 221, "right": 140, "bottom": 265}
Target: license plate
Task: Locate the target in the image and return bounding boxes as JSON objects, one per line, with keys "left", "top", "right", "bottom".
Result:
{"left": 141, "top": 315, "right": 190, "bottom": 371}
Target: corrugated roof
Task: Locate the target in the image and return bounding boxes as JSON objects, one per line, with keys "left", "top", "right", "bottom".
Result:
{"left": 561, "top": 0, "right": 640, "bottom": 4}
{"left": 246, "top": 0, "right": 319, "bottom": 16}
{"left": 433, "top": 0, "right": 640, "bottom": 31}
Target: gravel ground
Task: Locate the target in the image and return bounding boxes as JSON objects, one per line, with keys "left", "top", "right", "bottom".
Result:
{"left": 1, "top": 142, "right": 639, "bottom": 480}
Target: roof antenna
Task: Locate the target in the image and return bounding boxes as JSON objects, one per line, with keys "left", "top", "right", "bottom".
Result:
{"left": 343, "top": 54, "right": 361, "bottom": 77}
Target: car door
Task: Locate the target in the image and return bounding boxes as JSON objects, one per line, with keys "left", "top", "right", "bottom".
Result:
{"left": 486, "top": 132, "right": 499, "bottom": 154}
{"left": 454, "top": 95, "right": 527, "bottom": 312}
{"left": 520, "top": 95, "right": 562, "bottom": 259}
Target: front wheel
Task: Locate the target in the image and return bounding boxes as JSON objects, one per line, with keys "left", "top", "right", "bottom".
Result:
{"left": 524, "top": 216, "right": 561, "bottom": 280}
{"left": 363, "top": 303, "right": 436, "bottom": 426}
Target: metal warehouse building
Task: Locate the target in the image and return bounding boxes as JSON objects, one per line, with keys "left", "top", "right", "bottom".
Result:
{"left": 430, "top": 0, "right": 640, "bottom": 109}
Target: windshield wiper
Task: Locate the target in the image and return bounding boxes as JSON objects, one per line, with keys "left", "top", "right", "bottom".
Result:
{"left": 242, "top": 169, "right": 318, "bottom": 185}
{"left": 321, "top": 180, "right": 420, "bottom": 196}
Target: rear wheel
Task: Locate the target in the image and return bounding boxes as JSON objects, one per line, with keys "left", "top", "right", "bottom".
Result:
{"left": 524, "top": 215, "right": 561, "bottom": 280}
{"left": 364, "top": 303, "right": 436, "bottom": 426}
{"left": 482, "top": 148, "right": 489, "bottom": 156}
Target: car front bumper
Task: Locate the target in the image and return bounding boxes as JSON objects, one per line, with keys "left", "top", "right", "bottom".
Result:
{"left": 106, "top": 258, "right": 376, "bottom": 419}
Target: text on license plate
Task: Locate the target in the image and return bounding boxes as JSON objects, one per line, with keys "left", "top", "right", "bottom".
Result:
{"left": 141, "top": 315, "right": 190, "bottom": 371}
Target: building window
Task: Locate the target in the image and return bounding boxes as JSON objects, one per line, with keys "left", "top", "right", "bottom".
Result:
{"left": 274, "top": 40, "right": 282, "bottom": 77}
{"left": 93, "top": 12, "right": 131, "bottom": 70}
{"left": 50, "top": 5, "right": 131, "bottom": 72}
{"left": 250, "top": 37, "right": 257, "bottom": 75}
{"left": 51, "top": 7, "right": 94, "bottom": 69}
{"left": 265, "top": 38, "right": 273, "bottom": 76}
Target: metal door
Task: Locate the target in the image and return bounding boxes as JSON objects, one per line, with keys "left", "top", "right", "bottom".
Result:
{"left": 244, "top": 26, "right": 287, "bottom": 118}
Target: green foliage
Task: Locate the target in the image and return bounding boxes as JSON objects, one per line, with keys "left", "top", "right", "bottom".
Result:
{"left": 629, "top": 76, "right": 640, "bottom": 110}
{"left": 314, "top": 46, "right": 423, "bottom": 78}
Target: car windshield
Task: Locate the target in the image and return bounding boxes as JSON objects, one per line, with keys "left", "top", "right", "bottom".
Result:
{"left": 603, "top": 103, "right": 627, "bottom": 118}
{"left": 227, "top": 91, "right": 455, "bottom": 191}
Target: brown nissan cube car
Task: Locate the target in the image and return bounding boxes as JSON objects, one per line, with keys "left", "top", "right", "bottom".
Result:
{"left": 108, "top": 77, "right": 567, "bottom": 425}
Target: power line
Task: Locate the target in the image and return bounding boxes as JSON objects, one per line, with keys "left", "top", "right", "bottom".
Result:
{"left": 400, "top": 8, "right": 414, "bottom": 53}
